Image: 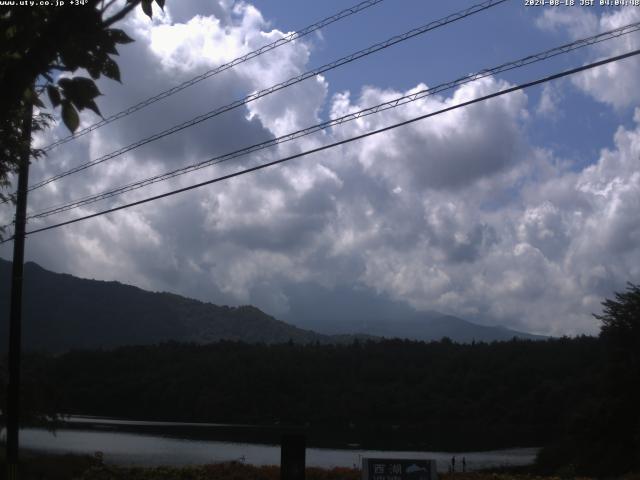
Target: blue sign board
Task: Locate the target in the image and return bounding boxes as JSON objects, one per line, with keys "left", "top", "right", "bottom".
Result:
{"left": 362, "top": 458, "right": 437, "bottom": 480}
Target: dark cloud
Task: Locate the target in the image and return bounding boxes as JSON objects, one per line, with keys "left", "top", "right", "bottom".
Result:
{"left": 2, "top": 2, "right": 640, "bottom": 338}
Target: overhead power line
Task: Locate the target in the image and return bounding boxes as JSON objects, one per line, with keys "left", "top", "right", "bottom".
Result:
{"left": 24, "top": 20, "right": 640, "bottom": 221}
{"left": 27, "top": 0, "right": 507, "bottom": 192}
{"left": 3, "top": 48, "right": 636, "bottom": 243}
{"left": 41, "top": 0, "right": 386, "bottom": 152}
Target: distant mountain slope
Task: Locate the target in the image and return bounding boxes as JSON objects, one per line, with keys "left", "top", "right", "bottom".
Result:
{"left": 340, "top": 314, "right": 547, "bottom": 343}
{"left": 0, "top": 259, "right": 333, "bottom": 352}
{"left": 283, "top": 284, "right": 546, "bottom": 342}
{"left": 0, "top": 259, "right": 544, "bottom": 352}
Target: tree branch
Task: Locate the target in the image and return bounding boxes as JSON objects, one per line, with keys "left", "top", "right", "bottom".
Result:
{"left": 100, "top": 0, "right": 119, "bottom": 15}
{"left": 103, "top": 0, "right": 140, "bottom": 27}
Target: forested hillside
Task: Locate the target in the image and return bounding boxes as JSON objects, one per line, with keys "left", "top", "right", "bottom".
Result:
{"left": 9, "top": 336, "right": 602, "bottom": 451}
{"left": 0, "top": 259, "right": 544, "bottom": 350}
{"left": 0, "top": 260, "right": 333, "bottom": 350}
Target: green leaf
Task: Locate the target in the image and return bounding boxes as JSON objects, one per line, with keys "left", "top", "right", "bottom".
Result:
{"left": 59, "top": 77, "right": 104, "bottom": 116}
{"left": 74, "top": 77, "right": 102, "bottom": 99}
{"left": 141, "top": 0, "right": 152, "bottom": 18}
{"left": 102, "top": 57, "right": 121, "bottom": 83}
{"left": 108, "top": 28, "right": 134, "bottom": 45}
{"left": 58, "top": 78, "right": 72, "bottom": 90}
{"left": 61, "top": 100, "right": 79, "bottom": 133}
{"left": 85, "top": 100, "right": 102, "bottom": 117}
{"left": 87, "top": 63, "right": 101, "bottom": 80}
{"left": 59, "top": 47, "right": 83, "bottom": 71}
{"left": 102, "top": 40, "right": 119, "bottom": 56}
{"left": 24, "top": 87, "right": 45, "bottom": 108}
{"left": 47, "top": 85, "right": 61, "bottom": 107}
{"left": 60, "top": 76, "right": 102, "bottom": 106}
{"left": 32, "top": 93, "right": 45, "bottom": 109}
{"left": 5, "top": 25, "right": 17, "bottom": 40}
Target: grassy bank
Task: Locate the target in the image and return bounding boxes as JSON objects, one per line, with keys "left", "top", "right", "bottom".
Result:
{"left": 0, "top": 454, "right": 359, "bottom": 480}
{"left": 73, "top": 465, "right": 599, "bottom": 480}
{"left": 0, "top": 449, "right": 101, "bottom": 480}
{"left": 75, "top": 463, "right": 360, "bottom": 480}
{"left": 3, "top": 451, "right": 639, "bottom": 480}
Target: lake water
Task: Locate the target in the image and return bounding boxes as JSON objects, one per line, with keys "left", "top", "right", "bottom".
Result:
{"left": 4, "top": 416, "right": 539, "bottom": 472}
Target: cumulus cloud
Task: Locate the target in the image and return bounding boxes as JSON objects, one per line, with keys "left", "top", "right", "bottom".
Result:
{"left": 535, "top": 7, "right": 598, "bottom": 38}
{"left": 536, "top": 7, "right": 640, "bottom": 109}
{"left": 328, "top": 78, "right": 528, "bottom": 191}
{"left": 536, "top": 83, "right": 563, "bottom": 118}
{"left": 2, "top": 1, "right": 640, "bottom": 338}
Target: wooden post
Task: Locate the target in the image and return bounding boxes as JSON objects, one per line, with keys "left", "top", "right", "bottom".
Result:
{"left": 281, "top": 433, "right": 305, "bottom": 480}
{"left": 5, "top": 97, "right": 33, "bottom": 480}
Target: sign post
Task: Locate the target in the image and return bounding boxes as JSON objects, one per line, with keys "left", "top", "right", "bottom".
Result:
{"left": 5, "top": 94, "right": 34, "bottom": 480}
{"left": 281, "top": 433, "right": 305, "bottom": 480}
{"left": 362, "top": 458, "right": 438, "bottom": 480}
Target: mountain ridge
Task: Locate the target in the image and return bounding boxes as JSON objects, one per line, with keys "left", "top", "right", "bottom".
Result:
{"left": 0, "top": 259, "right": 337, "bottom": 352}
{"left": 296, "top": 311, "right": 546, "bottom": 343}
{"left": 0, "top": 258, "right": 544, "bottom": 352}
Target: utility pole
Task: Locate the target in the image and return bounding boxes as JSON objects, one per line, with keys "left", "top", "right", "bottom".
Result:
{"left": 5, "top": 97, "right": 34, "bottom": 480}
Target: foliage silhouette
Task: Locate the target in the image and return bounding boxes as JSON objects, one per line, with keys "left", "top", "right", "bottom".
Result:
{"left": 536, "top": 283, "right": 640, "bottom": 476}
{"left": 0, "top": 0, "right": 163, "bottom": 207}
{"left": 1, "top": 336, "right": 603, "bottom": 451}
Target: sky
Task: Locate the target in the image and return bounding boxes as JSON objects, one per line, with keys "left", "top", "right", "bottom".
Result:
{"left": 2, "top": 0, "right": 640, "bottom": 336}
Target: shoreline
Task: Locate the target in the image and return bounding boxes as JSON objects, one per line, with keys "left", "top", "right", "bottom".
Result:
{"left": 0, "top": 449, "right": 546, "bottom": 480}
{"left": 8, "top": 427, "right": 539, "bottom": 472}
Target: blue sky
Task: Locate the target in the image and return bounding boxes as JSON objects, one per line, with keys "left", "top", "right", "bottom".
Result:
{"left": 2, "top": 0, "right": 640, "bottom": 336}
{"left": 251, "top": 0, "right": 637, "bottom": 165}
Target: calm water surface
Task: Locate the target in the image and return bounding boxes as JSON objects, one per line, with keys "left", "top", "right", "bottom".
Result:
{"left": 6, "top": 417, "right": 539, "bottom": 472}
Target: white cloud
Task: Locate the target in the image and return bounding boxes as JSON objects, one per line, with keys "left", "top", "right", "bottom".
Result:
{"left": 536, "top": 7, "right": 640, "bottom": 109}
{"left": 328, "top": 77, "right": 528, "bottom": 191}
{"left": 517, "top": 201, "right": 569, "bottom": 260}
{"left": 535, "top": 8, "right": 598, "bottom": 38}
{"left": 3, "top": 1, "right": 640, "bottom": 339}
{"left": 536, "top": 83, "right": 562, "bottom": 118}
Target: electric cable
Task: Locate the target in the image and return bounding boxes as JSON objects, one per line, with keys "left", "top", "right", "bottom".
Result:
{"left": 27, "top": 0, "right": 507, "bottom": 193}
{"left": 41, "top": 0, "right": 387, "bottom": 152}
{"left": 24, "top": 21, "right": 640, "bottom": 221}
{"left": 1, "top": 47, "right": 635, "bottom": 243}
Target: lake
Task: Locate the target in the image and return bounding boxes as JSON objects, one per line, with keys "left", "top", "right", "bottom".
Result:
{"left": 4, "top": 416, "right": 539, "bottom": 472}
